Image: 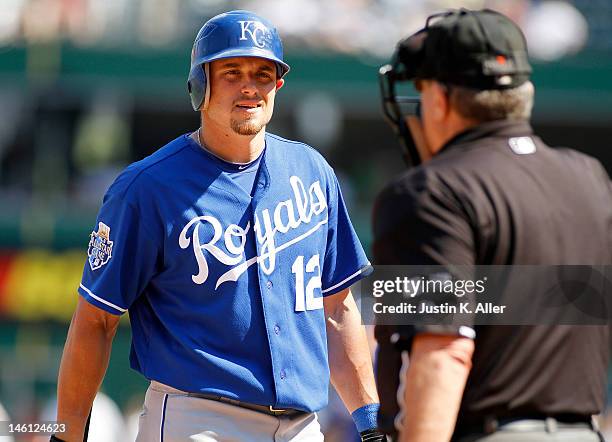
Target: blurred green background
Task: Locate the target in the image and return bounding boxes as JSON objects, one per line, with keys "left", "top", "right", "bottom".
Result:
{"left": 0, "top": 0, "right": 611, "bottom": 441}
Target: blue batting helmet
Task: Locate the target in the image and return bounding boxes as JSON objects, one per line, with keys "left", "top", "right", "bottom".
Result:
{"left": 187, "top": 10, "right": 291, "bottom": 111}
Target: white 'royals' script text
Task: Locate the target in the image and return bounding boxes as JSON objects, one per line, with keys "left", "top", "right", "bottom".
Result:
{"left": 179, "top": 176, "right": 328, "bottom": 289}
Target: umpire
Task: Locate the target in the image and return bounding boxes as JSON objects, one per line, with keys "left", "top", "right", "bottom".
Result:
{"left": 373, "top": 8, "right": 611, "bottom": 442}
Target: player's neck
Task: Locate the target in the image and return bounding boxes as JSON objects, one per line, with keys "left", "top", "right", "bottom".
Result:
{"left": 197, "top": 123, "right": 266, "bottom": 164}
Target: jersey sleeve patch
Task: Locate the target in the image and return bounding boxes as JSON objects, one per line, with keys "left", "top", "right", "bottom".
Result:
{"left": 87, "top": 222, "right": 114, "bottom": 271}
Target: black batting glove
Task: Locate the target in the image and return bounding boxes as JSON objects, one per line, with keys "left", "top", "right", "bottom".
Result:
{"left": 50, "top": 436, "right": 66, "bottom": 442}
{"left": 360, "top": 428, "right": 388, "bottom": 441}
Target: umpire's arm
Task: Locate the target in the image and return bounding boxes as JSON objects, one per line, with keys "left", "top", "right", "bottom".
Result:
{"left": 56, "top": 297, "right": 120, "bottom": 442}
{"left": 324, "top": 287, "right": 379, "bottom": 412}
{"left": 373, "top": 171, "right": 479, "bottom": 441}
{"left": 398, "top": 334, "right": 474, "bottom": 442}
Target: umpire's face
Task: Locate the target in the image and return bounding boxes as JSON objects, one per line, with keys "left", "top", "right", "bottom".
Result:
{"left": 205, "top": 57, "right": 285, "bottom": 137}
{"left": 415, "top": 78, "right": 460, "bottom": 156}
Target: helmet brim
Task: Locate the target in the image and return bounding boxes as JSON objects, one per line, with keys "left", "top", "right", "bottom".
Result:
{"left": 194, "top": 47, "right": 290, "bottom": 78}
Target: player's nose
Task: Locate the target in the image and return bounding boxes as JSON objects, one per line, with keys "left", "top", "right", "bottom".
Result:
{"left": 239, "top": 78, "right": 259, "bottom": 96}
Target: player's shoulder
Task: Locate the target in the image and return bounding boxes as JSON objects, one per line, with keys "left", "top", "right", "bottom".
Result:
{"left": 265, "top": 132, "right": 334, "bottom": 171}
{"left": 265, "top": 132, "right": 316, "bottom": 151}
{"left": 105, "top": 134, "right": 192, "bottom": 201}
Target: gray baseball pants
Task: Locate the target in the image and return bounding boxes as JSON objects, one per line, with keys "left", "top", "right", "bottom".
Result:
{"left": 135, "top": 381, "right": 324, "bottom": 442}
{"left": 455, "top": 418, "right": 602, "bottom": 442}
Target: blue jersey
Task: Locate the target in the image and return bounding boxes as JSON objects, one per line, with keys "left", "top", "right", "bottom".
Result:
{"left": 78, "top": 132, "right": 371, "bottom": 412}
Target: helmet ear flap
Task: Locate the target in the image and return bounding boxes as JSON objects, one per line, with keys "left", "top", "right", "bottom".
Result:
{"left": 188, "top": 64, "right": 207, "bottom": 111}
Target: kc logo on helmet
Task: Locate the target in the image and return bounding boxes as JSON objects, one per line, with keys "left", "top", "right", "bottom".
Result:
{"left": 238, "top": 20, "right": 268, "bottom": 48}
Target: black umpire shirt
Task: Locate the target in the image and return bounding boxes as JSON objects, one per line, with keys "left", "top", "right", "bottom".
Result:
{"left": 373, "top": 120, "right": 612, "bottom": 436}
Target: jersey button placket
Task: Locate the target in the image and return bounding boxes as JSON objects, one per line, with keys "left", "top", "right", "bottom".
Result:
{"left": 280, "top": 369, "right": 287, "bottom": 380}
{"left": 274, "top": 324, "right": 280, "bottom": 335}
{"left": 266, "top": 280, "right": 273, "bottom": 289}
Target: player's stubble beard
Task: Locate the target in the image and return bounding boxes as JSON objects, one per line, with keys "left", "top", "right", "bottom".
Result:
{"left": 230, "top": 118, "right": 265, "bottom": 136}
{"left": 230, "top": 110, "right": 271, "bottom": 136}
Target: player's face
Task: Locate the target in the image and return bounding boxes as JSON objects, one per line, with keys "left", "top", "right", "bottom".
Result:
{"left": 206, "top": 57, "right": 284, "bottom": 136}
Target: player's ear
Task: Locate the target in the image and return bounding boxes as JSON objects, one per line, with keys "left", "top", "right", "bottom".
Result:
{"left": 276, "top": 78, "right": 284, "bottom": 90}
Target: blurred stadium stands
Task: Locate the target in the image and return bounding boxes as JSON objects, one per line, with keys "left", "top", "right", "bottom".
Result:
{"left": 0, "top": 1, "right": 611, "bottom": 441}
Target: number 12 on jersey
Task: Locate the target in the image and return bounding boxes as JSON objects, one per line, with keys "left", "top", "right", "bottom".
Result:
{"left": 292, "top": 255, "right": 323, "bottom": 311}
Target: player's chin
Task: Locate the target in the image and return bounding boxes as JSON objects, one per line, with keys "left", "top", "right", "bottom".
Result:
{"left": 230, "top": 116, "right": 269, "bottom": 136}
{"left": 230, "top": 119, "right": 265, "bottom": 136}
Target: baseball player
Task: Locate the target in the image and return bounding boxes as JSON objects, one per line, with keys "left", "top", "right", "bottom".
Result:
{"left": 53, "top": 10, "right": 385, "bottom": 442}
{"left": 373, "top": 8, "right": 610, "bottom": 442}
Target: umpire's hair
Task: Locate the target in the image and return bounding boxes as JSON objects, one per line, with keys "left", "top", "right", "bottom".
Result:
{"left": 450, "top": 81, "right": 534, "bottom": 122}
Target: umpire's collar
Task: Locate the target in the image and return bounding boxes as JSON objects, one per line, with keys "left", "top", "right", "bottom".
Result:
{"left": 439, "top": 119, "right": 533, "bottom": 154}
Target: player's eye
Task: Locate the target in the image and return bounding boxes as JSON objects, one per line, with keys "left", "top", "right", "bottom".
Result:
{"left": 256, "top": 72, "right": 273, "bottom": 81}
{"left": 222, "top": 69, "right": 242, "bottom": 80}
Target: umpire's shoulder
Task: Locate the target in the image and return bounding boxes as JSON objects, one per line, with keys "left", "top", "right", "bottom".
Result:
{"left": 374, "top": 167, "right": 426, "bottom": 223}
{"left": 377, "top": 165, "right": 445, "bottom": 206}
{"left": 555, "top": 146, "right": 611, "bottom": 184}
{"left": 377, "top": 144, "right": 477, "bottom": 207}
{"left": 374, "top": 165, "right": 455, "bottom": 235}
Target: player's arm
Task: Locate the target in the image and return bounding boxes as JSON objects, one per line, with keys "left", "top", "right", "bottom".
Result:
{"left": 56, "top": 297, "right": 120, "bottom": 442}
{"left": 398, "top": 334, "right": 474, "bottom": 442}
{"left": 324, "top": 287, "right": 379, "bottom": 411}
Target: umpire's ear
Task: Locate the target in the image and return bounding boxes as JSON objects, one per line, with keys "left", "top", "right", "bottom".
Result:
{"left": 431, "top": 80, "right": 451, "bottom": 121}
{"left": 276, "top": 79, "right": 285, "bottom": 90}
